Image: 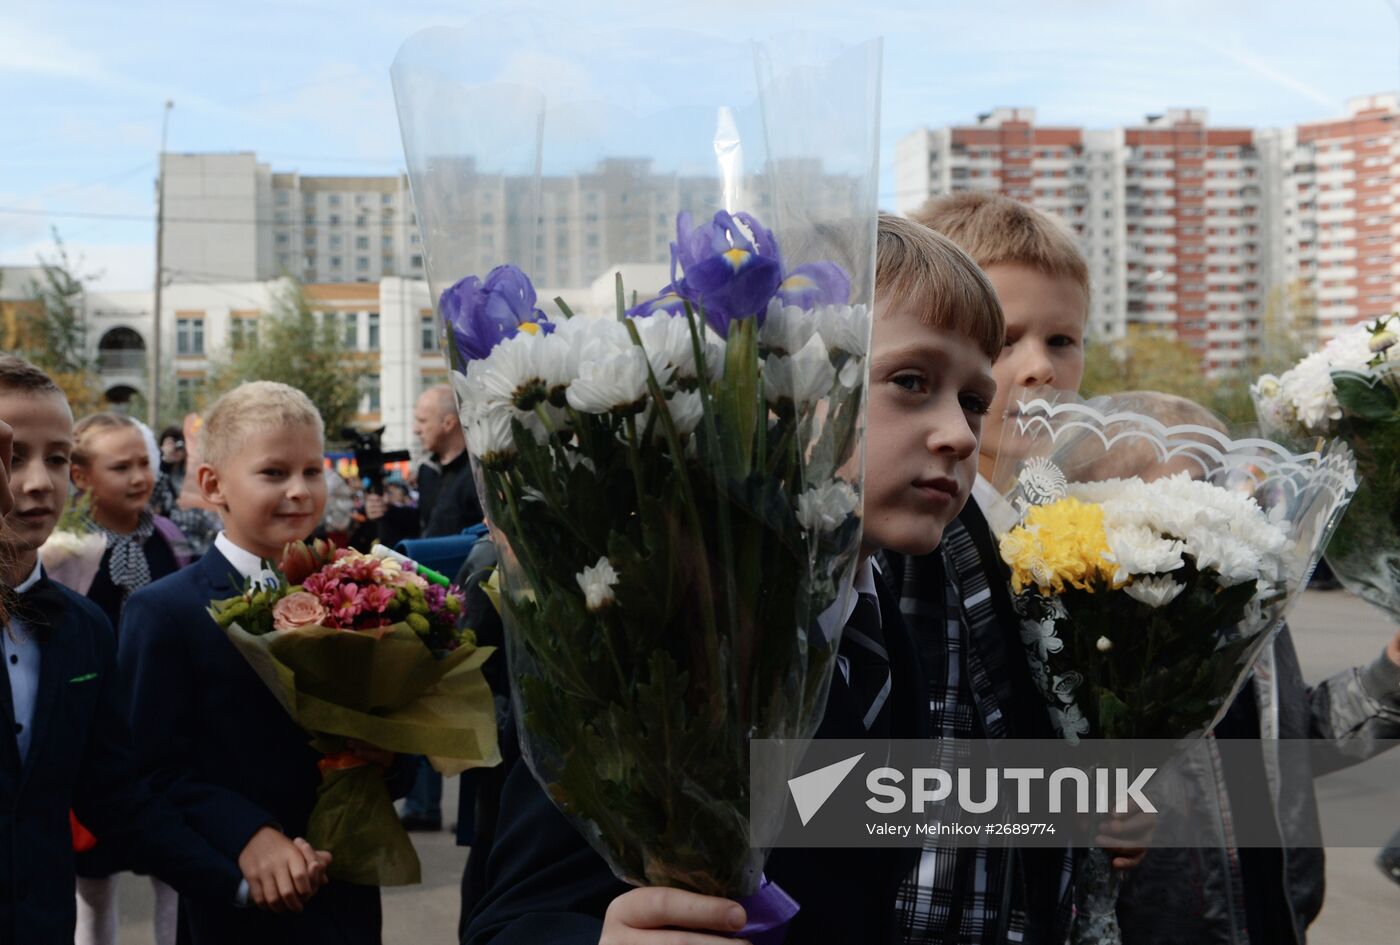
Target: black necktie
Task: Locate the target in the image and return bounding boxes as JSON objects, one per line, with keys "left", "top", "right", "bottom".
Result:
{"left": 10, "top": 576, "right": 66, "bottom": 636}
{"left": 840, "top": 591, "right": 891, "bottom": 736}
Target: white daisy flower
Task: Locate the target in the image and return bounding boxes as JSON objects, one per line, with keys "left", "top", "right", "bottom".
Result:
{"left": 566, "top": 345, "right": 651, "bottom": 415}
{"left": 764, "top": 334, "right": 836, "bottom": 411}
{"left": 576, "top": 556, "right": 620, "bottom": 612}
{"left": 795, "top": 480, "right": 860, "bottom": 532}
{"left": 1123, "top": 574, "right": 1186, "bottom": 608}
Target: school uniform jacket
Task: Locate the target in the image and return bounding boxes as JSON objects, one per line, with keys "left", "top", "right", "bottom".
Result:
{"left": 462, "top": 574, "right": 929, "bottom": 945}
{"left": 119, "top": 547, "right": 410, "bottom": 945}
{"left": 0, "top": 577, "right": 240, "bottom": 945}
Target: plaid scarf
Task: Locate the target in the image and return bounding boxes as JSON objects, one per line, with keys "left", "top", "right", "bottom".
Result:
{"left": 85, "top": 510, "right": 156, "bottom": 600}
{"left": 886, "top": 504, "right": 1076, "bottom": 945}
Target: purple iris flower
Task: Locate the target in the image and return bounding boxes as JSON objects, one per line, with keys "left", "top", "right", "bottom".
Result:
{"left": 440, "top": 264, "right": 553, "bottom": 362}
{"left": 777, "top": 262, "right": 851, "bottom": 309}
{"left": 668, "top": 210, "right": 783, "bottom": 337}
{"left": 625, "top": 285, "right": 689, "bottom": 319}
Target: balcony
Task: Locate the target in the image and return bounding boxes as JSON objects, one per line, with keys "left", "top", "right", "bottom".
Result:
{"left": 97, "top": 349, "right": 146, "bottom": 371}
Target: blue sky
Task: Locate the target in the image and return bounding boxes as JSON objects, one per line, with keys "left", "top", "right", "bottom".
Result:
{"left": 3, "top": 0, "right": 1398, "bottom": 290}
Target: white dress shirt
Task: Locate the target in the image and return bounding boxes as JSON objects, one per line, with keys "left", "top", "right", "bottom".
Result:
{"left": 3, "top": 559, "right": 44, "bottom": 763}
{"left": 214, "top": 533, "right": 279, "bottom": 589}
{"left": 819, "top": 556, "right": 879, "bottom": 686}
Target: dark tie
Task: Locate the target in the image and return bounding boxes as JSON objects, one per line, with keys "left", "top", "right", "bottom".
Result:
{"left": 840, "top": 591, "right": 891, "bottom": 736}
{"left": 11, "top": 576, "right": 67, "bottom": 636}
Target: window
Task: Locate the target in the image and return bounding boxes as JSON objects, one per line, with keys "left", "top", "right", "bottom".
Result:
{"left": 176, "top": 376, "right": 204, "bottom": 413}
{"left": 355, "top": 194, "right": 366, "bottom": 207}
{"left": 330, "top": 235, "right": 343, "bottom": 249}
{"left": 176, "top": 318, "right": 204, "bottom": 356}
{"left": 365, "top": 374, "right": 381, "bottom": 413}
{"left": 229, "top": 317, "right": 257, "bottom": 350}
{"left": 411, "top": 254, "right": 423, "bottom": 268}
{"left": 276, "top": 233, "right": 289, "bottom": 245}
{"left": 329, "top": 214, "right": 341, "bottom": 226}
{"left": 480, "top": 212, "right": 494, "bottom": 225}
{"left": 421, "top": 314, "right": 436, "bottom": 352}
{"left": 330, "top": 255, "right": 343, "bottom": 268}
{"left": 343, "top": 311, "right": 358, "bottom": 348}
{"left": 276, "top": 191, "right": 290, "bottom": 206}
{"left": 368, "top": 312, "right": 381, "bottom": 351}
{"left": 328, "top": 194, "right": 342, "bottom": 206}
{"left": 382, "top": 235, "right": 393, "bottom": 249}
{"left": 355, "top": 215, "right": 367, "bottom": 228}
{"left": 356, "top": 256, "right": 369, "bottom": 272}
{"left": 355, "top": 236, "right": 369, "bottom": 250}
{"left": 382, "top": 193, "right": 393, "bottom": 205}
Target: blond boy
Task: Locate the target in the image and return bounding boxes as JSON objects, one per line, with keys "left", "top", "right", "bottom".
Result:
{"left": 118, "top": 382, "right": 400, "bottom": 945}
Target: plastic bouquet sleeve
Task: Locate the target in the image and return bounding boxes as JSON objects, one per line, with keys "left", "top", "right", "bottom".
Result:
{"left": 393, "top": 22, "right": 881, "bottom": 923}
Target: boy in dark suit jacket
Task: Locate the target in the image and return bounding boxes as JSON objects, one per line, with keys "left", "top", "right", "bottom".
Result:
{"left": 0, "top": 357, "right": 321, "bottom": 945}
{"left": 119, "top": 382, "right": 403, "bottom": 945}
{"left": 461, "top": 214, "right": 1007, "bottom": 943}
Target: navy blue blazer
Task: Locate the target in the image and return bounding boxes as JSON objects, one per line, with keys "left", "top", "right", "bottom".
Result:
{"left": 119, "top": 547, "right": 402, "bottom": 945}
{"left": 462, "top": 574, "right": 928, "bottom": 945}
{"left": 0, "top": 579, "right": 241, "bottom": 945}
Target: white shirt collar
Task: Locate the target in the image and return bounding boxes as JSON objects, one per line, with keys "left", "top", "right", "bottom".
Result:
{"left": 214, "top": 532, "right": 265, "bottom": 582}
{"left": 971, "top": 473, "right": 1018, "bottom": 535}
{"left": 14, "top": 557, "right": 43, "bottom": 594}
{"left": 817, "top": 555, "right": 878, "bottom": 646}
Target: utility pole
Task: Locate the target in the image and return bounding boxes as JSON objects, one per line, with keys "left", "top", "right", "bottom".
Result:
{"left": 149, "top": 99, "right": 173, "bottom": 428}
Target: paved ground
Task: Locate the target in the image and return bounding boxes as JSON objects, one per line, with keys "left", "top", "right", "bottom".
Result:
{"left": 111, "top": 588, "right": 1400, "bottom": 944}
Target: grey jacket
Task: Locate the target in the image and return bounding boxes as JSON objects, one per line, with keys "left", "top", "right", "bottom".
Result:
{"left": 1116, "top": 626, "right": 1400, "bottom": 945}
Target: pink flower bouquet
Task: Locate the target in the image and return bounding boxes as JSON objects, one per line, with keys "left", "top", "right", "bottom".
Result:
{"left": 209, "top": 539, "right": 498, "bottom": 885}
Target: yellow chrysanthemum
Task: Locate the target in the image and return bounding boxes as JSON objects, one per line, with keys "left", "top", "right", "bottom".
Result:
{"left": 999, "top": 497, "right": 1118, "bottom": 594}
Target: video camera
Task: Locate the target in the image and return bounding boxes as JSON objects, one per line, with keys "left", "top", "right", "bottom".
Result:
{"left": 342, "top": 426, "right": 411, "bottom": 495}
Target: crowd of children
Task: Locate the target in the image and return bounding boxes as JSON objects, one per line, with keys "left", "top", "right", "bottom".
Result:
{"left": 1, "top": 193, "right": 1398, "bottom": 945}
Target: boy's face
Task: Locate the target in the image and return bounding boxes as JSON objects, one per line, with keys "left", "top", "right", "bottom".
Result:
{"left": 862, "top": 298, "right": 995, "bottom": 558}
{"left": 979, "top": 263, "right": 1087, "bottom": 477}
{"left": 0, "top": 390, "right": 73, "bottom": 554}
{"left": 198, "top": 423, "right": 328, "bottom": 561}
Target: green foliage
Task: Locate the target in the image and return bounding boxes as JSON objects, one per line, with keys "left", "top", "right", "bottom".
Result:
{"left": 204, "top": 279, "right": 362, "bottom": 433}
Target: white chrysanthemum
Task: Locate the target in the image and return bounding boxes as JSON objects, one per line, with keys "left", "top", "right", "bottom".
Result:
{"left": 816, "top": 303, "right": 869, "bottom": 357}
{"left": 464, "top": 407, "right": 517, "bottom": 466}
{"left": 1103, "top": 523, "right": 1186, "bottom": 583}
{"left": 761, "top": 300, "right": 818, "bottom": 355}
{"left": 566, "top": 345, "right": 651, "bottom": 415}
{"left": 837, "top": 355, "right": 865, "bottom": 390}
{"left": 764, "top": 334, "right": 836, "bottom": 410}
{"left": 471, "top": 332, "right": 550, "bottom": 411}
{"left": 1123, "top": 574, "right": 1186, "bottom": 608}
{"left": 575, "top": 556, "right": 620, "bottom": 612}
{"left": 795, "top": 480, "right": 860, "bottom": 532}
{"left": 665, "top": 390, "right": 705, "bottom": 436}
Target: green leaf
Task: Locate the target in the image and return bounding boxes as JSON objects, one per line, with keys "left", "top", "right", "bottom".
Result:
{"left": 1334, "top": 371, "right": 1399, "bottom": 421}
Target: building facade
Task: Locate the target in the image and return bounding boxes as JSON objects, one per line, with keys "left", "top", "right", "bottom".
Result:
{"left": 895, "top": 105, "right": 1352, "bottom": 375}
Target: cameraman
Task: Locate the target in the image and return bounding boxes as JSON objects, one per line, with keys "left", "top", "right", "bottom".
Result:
{"left": 364, "top": 385, "right": 481, "bottom": 542}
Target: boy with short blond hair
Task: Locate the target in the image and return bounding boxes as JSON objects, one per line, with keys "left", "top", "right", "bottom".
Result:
{"left": 462, "top": 214, "right": 1010, "bottom": 944}
{"left": 0, "top": 356, "right": 303, "bottom": 944}
{"left": 119, "top": 381, "right": 399, "bottom": 945}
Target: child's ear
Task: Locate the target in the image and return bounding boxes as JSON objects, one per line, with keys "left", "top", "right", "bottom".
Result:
{"left": 70, "top": 463, "right": 91, "bottom": 493}
{"left": 195, "top": 463, "right": 226, "bottom": 510}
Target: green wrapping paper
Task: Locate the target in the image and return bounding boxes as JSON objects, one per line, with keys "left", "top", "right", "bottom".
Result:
{"left": 220, "top": 619, "right": 499, "bottom": 885}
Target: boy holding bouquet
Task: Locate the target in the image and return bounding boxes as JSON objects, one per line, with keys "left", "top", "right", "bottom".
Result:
{"left": 463, "top": 214, "right": 1005, "bottom": 944}
{"left": 119, "top": 381, "right": 405, "bottom": 945}
{"left": 0, "top": 357, "right": 309, "bottom": 944}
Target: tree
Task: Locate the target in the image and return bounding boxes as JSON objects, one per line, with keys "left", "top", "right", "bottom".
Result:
{"left": 1080, "top": 327, "right": 1209, "bottom": 401}
{"left": 204, "top": 279, "right": 362, "bottom": 434}
{"left": 0, "top": 231, "right": 105, "bottom": 416}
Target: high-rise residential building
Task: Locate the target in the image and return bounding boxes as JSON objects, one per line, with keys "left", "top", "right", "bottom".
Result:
{"left": 896, "top": 108, "right": 1264, "bottom": 371}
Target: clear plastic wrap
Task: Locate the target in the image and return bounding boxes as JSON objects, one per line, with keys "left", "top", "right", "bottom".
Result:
{"left": 392, "top": 23, "right": 881, "bottom": 909}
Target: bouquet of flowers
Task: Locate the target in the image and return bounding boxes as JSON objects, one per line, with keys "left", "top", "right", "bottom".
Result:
{"left": 991, "top": 391, "right": 1355, "bottom": 943}
{"left": 393, "top": 25, "right": 882, "bottom": 931}
{"left": 1253, "top": 315, "right": 1400, "bottom": 620}
{"left": 38, "top": 492, "right": 106, "bottom": 594}
{"left": 209, "top": 539, "right": 498, "bottom": 885}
